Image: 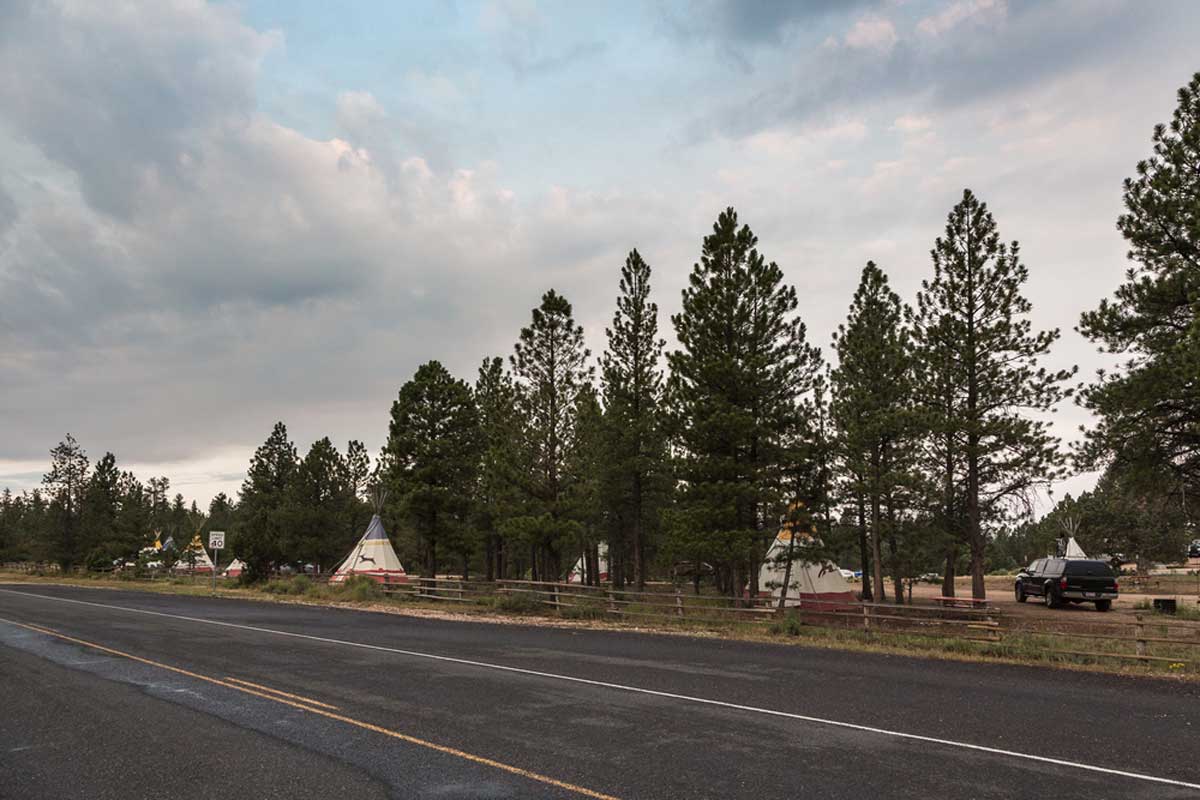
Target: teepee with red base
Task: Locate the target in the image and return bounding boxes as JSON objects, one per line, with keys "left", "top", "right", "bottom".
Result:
{"left": 757, "top": 512, "right": 855, "bottom": 610}
{"left": 330, "top": 512, "right": 408, "bottom": 585}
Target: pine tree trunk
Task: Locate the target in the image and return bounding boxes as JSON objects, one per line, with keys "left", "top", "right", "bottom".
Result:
{"left": 886, "top": 498, "right": 902, "bottom": 605}
{"left": 857, "top": 495, "right": 873, "bottom": 601}
{"left": 777, "top": 528, "right": 797, "bottom": 612}
{"left": 968, "top": 438, "right": 985, "bottom": 600}
{"left": 942, "top": 547, "right": 957, "bottom": 598}
{"left": 633, "top": 474, "right": 645, "bottom": 591}
{"left": 942, "top": 426, "right": 957, "bottom": 598}
{"left": 870, "top": 493, "right": 886, "bottom": 604}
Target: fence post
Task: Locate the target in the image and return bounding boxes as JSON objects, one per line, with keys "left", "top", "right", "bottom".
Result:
{"left": 1135, "top": 613, "right": 1147, "bottom": 657}
{"left": 862, "top": 604, "right": 871, "bottom": 632}
{"left": 675, "top": 587, "right": 684, "bottom": 619}
{"left": 607, "top": 589, "right": 618, "bottom": 615}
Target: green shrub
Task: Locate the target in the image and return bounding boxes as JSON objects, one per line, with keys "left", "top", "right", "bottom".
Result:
{"left": 768, "top": 613, "right": 804, "bottom": 637}
{"left": 334, "top": 575, "right": 382, "bottom": 602}
{"left": 490, "top": 591, "right": 541, "bottom": 613}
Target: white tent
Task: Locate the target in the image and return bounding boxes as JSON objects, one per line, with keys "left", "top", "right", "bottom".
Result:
{"left": 1064, "top": 537, "right": 1088, "bottom": 559}
{"left": 566, "top": 543, "right": 609, "bottom": 584}
{"left": 223, "top": 558, "right": 246, "bottom": 578}
{"left": 329, "top": 515, "right": 408, "bottom": 584}
{"left": 174, "top": 534, "right": 215, "bottom": 573}
{"left": 757, "top": 525, "right": 855, "bottom": 609}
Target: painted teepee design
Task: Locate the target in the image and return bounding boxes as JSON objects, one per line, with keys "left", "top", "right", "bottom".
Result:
{"left": 330, "top": 493, "right": 407, "bottom": 584}
{"left": 175, "top": 532, "right": 215, "bottom": 573}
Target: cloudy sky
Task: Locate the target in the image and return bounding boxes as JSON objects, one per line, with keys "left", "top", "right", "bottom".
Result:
{"left": 1, "top": 0, "right": 1197, "bottom": 509}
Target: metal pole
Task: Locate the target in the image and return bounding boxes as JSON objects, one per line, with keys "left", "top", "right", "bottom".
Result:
{"left": 211, "top": 547, "right": 218, "bottom": 596}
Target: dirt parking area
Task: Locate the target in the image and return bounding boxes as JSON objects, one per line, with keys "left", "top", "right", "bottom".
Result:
{"left": 896, "top": 575, "right": 1200, "bottom": 624}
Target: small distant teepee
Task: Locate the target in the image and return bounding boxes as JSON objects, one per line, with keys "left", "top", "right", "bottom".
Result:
{"left": 566, "top": 544, "right": 609, "bottom": 584}
{"left": 330, "top": 491, "right": 407, "bottom": 584}
{"left": 1056, "top": 515, "right": 1088, "bottom": 560}
{"left": 175, "top": 532, "right": 215, "bottom": 573}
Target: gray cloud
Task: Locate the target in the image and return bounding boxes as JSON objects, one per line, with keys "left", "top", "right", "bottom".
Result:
{"left": 658, "top": 0, "right": 874, "bottom": 46}
{"left": 687, "top": 0, "right": 1177, "bottom": 141}
{"left": 0, "top": 1, "right": 272, "bottom": 220}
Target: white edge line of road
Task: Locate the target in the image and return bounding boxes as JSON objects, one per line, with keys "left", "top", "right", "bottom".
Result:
{"left": 2, "top": 586, "right": 1198, "bottom": 792}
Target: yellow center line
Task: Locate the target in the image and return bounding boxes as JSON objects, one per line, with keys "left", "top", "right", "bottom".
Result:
{"left": 2, "top": 617, "right": 621, "bottom": 800}
{"left": 222, "top": 676, "right": 341, "bottom": 710}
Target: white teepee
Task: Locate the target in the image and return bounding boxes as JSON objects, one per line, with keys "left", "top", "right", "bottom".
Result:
{"left": 329, "top": 514, "right": 407, "bottom": 584}
{"left": 1064, "top": 537, "right": 1088, "bottom": 559}
{"left": 757, "top": 521, "right": 855, "bottom": 609}
{"left": 222, "top": 558, "right": 246, "bottom": 578}
{"left": 174, "top": 533, "right": 215, "bottom": 573}
{"left": 566, "top": 543, "right": 609, "bottom": 584}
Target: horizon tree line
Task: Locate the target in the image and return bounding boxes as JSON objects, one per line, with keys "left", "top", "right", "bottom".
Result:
{"left": 5, "top": 71, "right": 1199, "bottom": 601}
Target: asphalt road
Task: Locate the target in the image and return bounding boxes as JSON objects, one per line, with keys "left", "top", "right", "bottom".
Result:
{"left": 1, "top": 584, "right": 1197, "bottom": 799}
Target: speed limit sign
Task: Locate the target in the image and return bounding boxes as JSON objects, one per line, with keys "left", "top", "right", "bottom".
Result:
{"left": 209, "top": 531, "right": 225, "bottom": 550}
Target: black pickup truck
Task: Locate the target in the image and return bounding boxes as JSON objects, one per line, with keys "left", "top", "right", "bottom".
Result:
{"left": 1015, "top": 558, "right": 1118, "bottom": 611}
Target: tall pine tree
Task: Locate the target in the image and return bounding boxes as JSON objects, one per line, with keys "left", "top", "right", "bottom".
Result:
{"left": 831, "top": 262, "right": 912, "bottom": 603}
{"left": 909, "top": 190, "right": 1073, "bottom": 599}
{"left": 474, "top": 356, "right": 522, "bottom": 580}
{"left": 668, "top": 208, "right": 820, "bottom": 599}
{"left": 1079, "top": 71, "right": 1200, "bottom": 501}
{"left": 283, "top": 437, "right": 351, "bottom": 572}
{"left": 509, "top": 290, "right": 593, "bottom": 580}
{"left": 234, "top": 422, "right": 297, "bottom": 580}
{"left": 384, "top": 360, "right": 481, "bottom": 578}
{"left": 42, "top": 433, "right": 89, "bottom": 568}
{"left": 600, "top": 249, "right": 669, "bottom": 590}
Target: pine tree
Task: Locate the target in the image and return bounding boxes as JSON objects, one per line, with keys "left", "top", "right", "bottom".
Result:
{"left": 234, "top": 422, "right": 297, "bottom": 580}
{"left": 115, "top": 472, "right": 149, "bottom": 557}
{"left": 909, "top": 190, "right": 1074, "bottom": 599}
{"left": 668, "top": 207, "right": 820, "bottom": 599}
{"left": 207, "top": 493, "right": 236, "bottom": 535}
{"left": 80, "top": 452, "right": 121, "bottom": 568}
{"left": 474, "top": 356, "right": 522, "bottom": 580}
{"left": 147, "top": 476, "right": 171, "bottom": 540}
{"left": 1078, "top": 71, "right": 1200, "bottom": 499}
{"left": 344, "top": 440, "right": 371, "bottom": 501}
{"left": 600, "top": 249, "right": 668, "bottom": 590}
{"left": 384, "top": 360, "right": 481, "bottom": 578}
{"left": 510, "top": 290, "right": 593, "bottom": 580}
{"left": 831, "top": 263, "right": 912, "bottom": 604}
{"left": 284, "top": 437, "right": 350, "bottom": 571}
{"left": 42, "top": 433, "right": 90, "bottom": 568}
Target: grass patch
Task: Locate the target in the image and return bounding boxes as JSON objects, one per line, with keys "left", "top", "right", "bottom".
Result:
{"left": 558, "top": 598, "right": 608, "bottom": 620}
{"left": 260, "top": 575, "right": 314, "bottom": 596}
{"left": 488, "top": 592, "right": 542, "bottom": 614}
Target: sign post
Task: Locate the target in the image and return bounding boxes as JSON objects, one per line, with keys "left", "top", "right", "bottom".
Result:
{"left": 208, "top": 531, "right": 225, "bottom": 596}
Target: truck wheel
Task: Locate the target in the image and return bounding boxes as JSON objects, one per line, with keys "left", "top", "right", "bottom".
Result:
{"left": 1015, "top": 584, "right": 1026, "bottom": 603}
{"left": 1044, "top": 586, "right": 1061, "bottom": 608}
{"left": 1095, "top": 599, "right": 1112, "bottom": 612}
